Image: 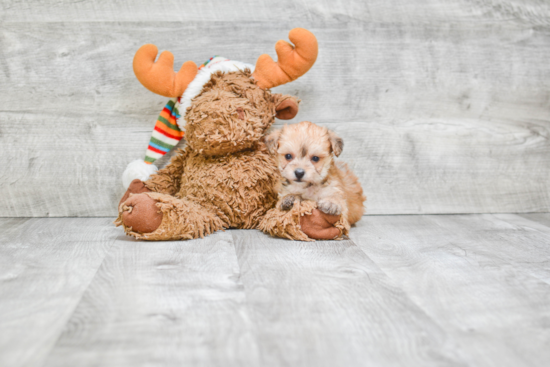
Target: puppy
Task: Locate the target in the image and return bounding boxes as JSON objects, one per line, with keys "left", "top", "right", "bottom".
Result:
{"left": 265, "top": 121, "right": 366, "bottom": 226}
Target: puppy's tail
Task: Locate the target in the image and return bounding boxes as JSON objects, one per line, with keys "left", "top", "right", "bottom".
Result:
{"left": 337, "top": 161, "right": 366, "bottom": 224}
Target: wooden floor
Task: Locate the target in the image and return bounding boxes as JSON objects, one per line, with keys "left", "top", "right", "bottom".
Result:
{"left": 1, "top": 214, "right": 549, "bottom": 367}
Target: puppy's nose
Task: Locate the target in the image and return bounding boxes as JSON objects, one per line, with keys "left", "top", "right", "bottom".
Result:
{"left": 294, "top": 169, "right": 305, "bottom": 180}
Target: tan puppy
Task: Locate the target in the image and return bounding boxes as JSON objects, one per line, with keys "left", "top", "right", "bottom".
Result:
{"left": 265, "top": 121, "right": 366, "bottom": 227}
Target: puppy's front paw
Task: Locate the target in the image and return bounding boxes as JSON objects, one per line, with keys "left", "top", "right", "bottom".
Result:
{"left": 318, "top": 200, "right": 342, "bottom": 216}
{"left": 280, "top": 195, "right": 297, "bottom": 211}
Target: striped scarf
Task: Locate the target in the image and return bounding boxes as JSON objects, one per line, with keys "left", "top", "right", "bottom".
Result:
{"left": 144, "top": 98, "right": 184, "bottom": 165}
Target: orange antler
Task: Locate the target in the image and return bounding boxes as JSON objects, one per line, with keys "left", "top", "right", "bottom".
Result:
{"left": 253, "top": 28, "right": 318, "bottom": 89}
{"left": 133, "top": 44, "right": 198, "bottom": 98}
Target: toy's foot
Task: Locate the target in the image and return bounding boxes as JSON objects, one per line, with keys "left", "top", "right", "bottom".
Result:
{"left": 119, "top": 179, "right": 151, "bottom": 209}
{"left": 120, "top": 193, "right": 163, "bottom": 234}
{"left": 116, "top": 191, "right": 225, "bottom": 241}
{"left": 259, "top": 200, "right": 348, "bottom": 241}
{"left": 300, "top": 209, "right": 342, "bottom": 240}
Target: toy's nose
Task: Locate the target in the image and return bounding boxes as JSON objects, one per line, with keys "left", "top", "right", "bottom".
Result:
{"left": 295, "top": 169, "right": 305, "bottom": 180}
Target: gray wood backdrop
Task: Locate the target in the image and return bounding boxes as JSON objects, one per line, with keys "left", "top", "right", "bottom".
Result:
{"left": 1, "top": 0, "right": 549, "bottom": 217}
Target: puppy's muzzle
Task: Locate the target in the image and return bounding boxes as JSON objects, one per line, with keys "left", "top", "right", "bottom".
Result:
{"left": 294, "top": 168, "right": 305, "bottom": 181}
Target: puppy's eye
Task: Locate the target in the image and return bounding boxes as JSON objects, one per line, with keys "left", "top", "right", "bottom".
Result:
{"left": 285, "top": 154, "right": 293, "bottom": 160}
{"left": 311, "top": 156, "right": 320, "bottom": 162}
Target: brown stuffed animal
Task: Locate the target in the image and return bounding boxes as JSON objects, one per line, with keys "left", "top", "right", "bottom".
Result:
{"left": 116, "top": 28, "right": 348, "bottom": 241}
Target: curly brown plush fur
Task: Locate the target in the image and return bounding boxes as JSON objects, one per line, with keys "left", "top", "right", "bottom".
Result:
{"left": 117, "top": 71, "right": 296, "bottom": 239}
{"left": 147, "top": 142, "right": 279, "bottom": 229}
{"left": 258, "top": 200, "right": 348, "bottom": 241}
{"left": 185, "top": 71, "right": 277, "bottom": 156}
{"left": 144, "top": 72, "right": 284, "bottom": 230}
{"left": 117, "top": 191, "right": 226, "bottom": 240}
{"left": 118, "top": 71, "right": 347, "bottom": 241}
{"left": 116, "top": 69, "right": 346, "bottom": 241}
{"left": 115, "top": 28, "right": 344, "bottom": 241}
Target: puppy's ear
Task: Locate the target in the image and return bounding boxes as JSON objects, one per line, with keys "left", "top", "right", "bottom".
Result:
{"left": 265, "top": 129, "right": 282, "bottom": 154}
{"left": 273, "top": 94, "right": 300, "bottom": 120}
{"left": 329, "top": 130, "right": 344, "bottom": 157}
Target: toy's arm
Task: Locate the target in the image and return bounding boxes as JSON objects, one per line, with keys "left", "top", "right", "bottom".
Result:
{"left": 144, "top": 149, "right": 187, "bottom": 195}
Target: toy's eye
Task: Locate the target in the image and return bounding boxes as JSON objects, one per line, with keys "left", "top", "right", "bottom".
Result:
{"left": 311, "top": 156, "right": 320, "bottom": 162}
{"left": 285, "top": 154, "right": 293, "bottom": 160}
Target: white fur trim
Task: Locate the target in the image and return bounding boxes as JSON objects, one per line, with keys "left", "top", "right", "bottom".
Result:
{"left": 122, "top": 159, "right": 158, "bottom": 188}
{"left": 176, "top": 58, "right": 254, "bottom": 129}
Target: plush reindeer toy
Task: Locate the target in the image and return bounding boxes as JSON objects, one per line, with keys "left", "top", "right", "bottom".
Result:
{"left": 116, "top": 28, "right": 348, "bottom": 241}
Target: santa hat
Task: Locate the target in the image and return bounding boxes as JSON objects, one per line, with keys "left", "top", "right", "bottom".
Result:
{"left": 122, "top": 56, "right": 255, "bottom": 188}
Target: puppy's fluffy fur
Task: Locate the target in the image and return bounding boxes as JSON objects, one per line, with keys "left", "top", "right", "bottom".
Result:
{"left": 266, "top": 121, "right": 366, "bottom": 226}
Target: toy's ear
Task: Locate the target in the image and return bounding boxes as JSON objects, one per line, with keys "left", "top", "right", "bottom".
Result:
{"left": 273, "top": 94, "right": 300, "bottom": 120}
{"left": 265, "top": 129, "right": 282, "bottom": 154}
{"left": 328, "top": 130, "right": 344, "bottom": 157}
